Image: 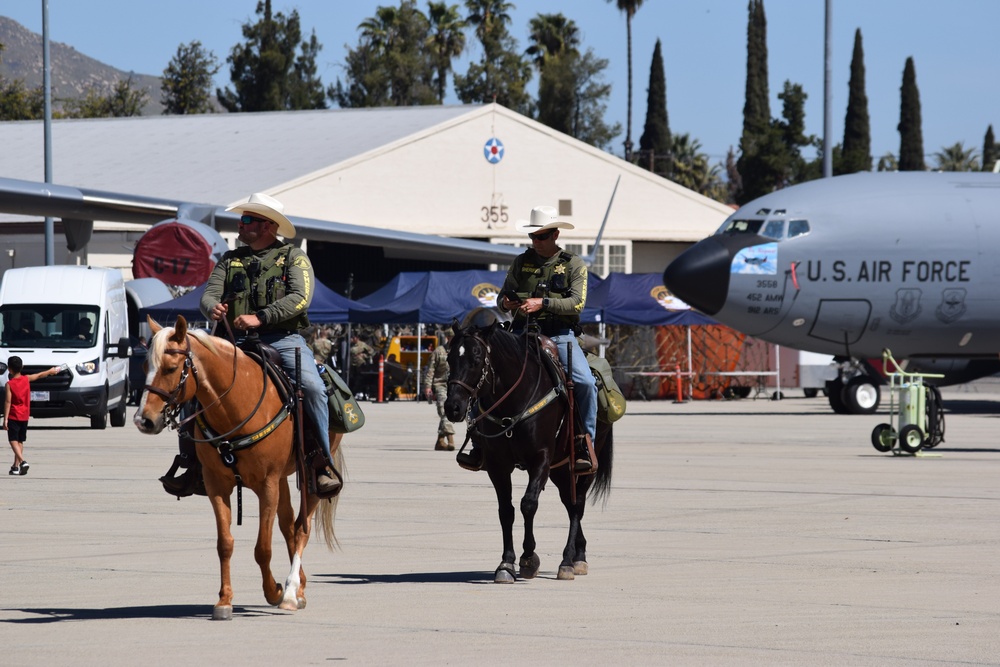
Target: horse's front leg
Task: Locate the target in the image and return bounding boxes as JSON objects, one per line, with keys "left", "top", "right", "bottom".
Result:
{"left": 517, "top": 460, "right": 549, "bottom": 579}
{"left": 554, "top": 469, "right": 589, "bottom": 580}
{"left": 486, "top": 464, "right": 517, "bottom": 584}
{"left": 252, "top": 477, "right": 288, "bottom": 609}
{"left": 207, "top": 490, "right": 236, "bottom": 620}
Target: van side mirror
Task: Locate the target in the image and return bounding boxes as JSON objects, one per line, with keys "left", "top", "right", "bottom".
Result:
{"left": 107, "top": 337, "right": 131, "bottom": 359}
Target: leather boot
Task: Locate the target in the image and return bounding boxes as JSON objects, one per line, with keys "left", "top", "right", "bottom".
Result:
{"left": 316, "top": 468, "right": 342, "bottom": 497}
{"left": 573, "top": 434, "right": 596, "bottom": 473}
{"left": 445, "top": 434, "right": 455, "bottom": 451}
{"left": 435, "top": 436, "right": 448, "bottom": 451}
{"left": 160, "top": 455, "right": 206, "bottom": 498}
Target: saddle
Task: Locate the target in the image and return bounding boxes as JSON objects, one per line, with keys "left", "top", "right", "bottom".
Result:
{"left": 238, "top": 338, "right": 339, "bottom": 497}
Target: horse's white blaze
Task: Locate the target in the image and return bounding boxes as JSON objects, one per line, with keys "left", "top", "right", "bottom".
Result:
{"left": 458, "top": 343, "right": 465, "bottom": 357}
{"left": 281, "top": 553, "right": 303, "bottom": 607}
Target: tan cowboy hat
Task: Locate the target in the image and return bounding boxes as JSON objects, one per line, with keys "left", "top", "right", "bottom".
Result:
{"left": 226, "top": 192, "right": 296, "bottom": 239}
{"left": 514, "top": 205, "right": 575, "bottom": 234}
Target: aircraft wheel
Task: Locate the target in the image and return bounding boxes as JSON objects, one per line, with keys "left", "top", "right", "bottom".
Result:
{"left": 803, "top": 388, "right": 819, "bottom": 398}
{"left": 871, "top": 423, "right": 895, "bottom": 452}
{"left": 842, "top": 377, "right": 880, "bottom": 414}
{"left": 826, "top": 379, "right": 850, "bottom": 414}
{"left": 898, "top": 424, "right": 925, "bottom": 453}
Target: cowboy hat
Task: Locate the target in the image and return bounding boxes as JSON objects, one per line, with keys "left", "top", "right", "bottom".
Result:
{"left": 514, "top": 205, "right": 575, "bottom": 234}
{"left": 226, "top": 192, "right": 296, "bottom": 239}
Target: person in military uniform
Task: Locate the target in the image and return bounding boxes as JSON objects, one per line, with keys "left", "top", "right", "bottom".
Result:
{"left": 423, "top": 328, "right": 455, "bottom": 451}
{"left": 159, "top": 193, "right": 341, "bottom": 497}
{"left": 349, "top": 333, "right": 375, "bottom": 398}
{"left": 308, "top": 327, "right": 333, "bottom": 366}
{"left": 456, "top": 205, "right": 597, "bottom": 473}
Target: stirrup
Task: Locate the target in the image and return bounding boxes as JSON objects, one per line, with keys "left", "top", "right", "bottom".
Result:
{"left": 160, "top": 464, "right": 206, "bottom": 499}
{"left": 456, "top": 447, "right": 484, "bottom": 472}
{"left": 573, "top": 435, "right": 596, "bottom": 474}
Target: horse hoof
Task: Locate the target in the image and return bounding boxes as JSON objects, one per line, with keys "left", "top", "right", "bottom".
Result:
{"left": 212, "top": 605, "right": 233, "bottom": 621}
{"left": 278, "top": 599, "right": 298, "bottom": 611}
{"left": 494, "top": 563, "right": 516, "bottom": 584}
{"left": 297, "top": 597, "right": 307, "bottom": 610}
{"left": 518, "top": 554, "right": 541, "bottom": 579}
{"left": 557, "top": 565, "right": 576, "bottom": 580}
{"left": 573, "top": 561, "right": 589, "bottom": 576}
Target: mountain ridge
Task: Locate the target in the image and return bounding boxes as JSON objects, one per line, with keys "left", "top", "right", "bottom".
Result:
{"left": 0, "top": 15, "right": 164, "bottom": 115}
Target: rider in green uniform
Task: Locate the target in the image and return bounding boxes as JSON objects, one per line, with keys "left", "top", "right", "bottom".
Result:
{"left": 456, "top": 205, "right": 597, "bottom": 473}
{"left": 159, "top": 193, "right": 341, "bottom": 497}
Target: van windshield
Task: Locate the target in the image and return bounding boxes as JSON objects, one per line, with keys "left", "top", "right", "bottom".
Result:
{"left": 0, "top": 305, "right": 100, "bottom": 348}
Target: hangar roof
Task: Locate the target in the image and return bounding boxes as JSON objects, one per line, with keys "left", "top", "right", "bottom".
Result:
{"left": 0, "top": 104, "right": 731, "bottom": 244}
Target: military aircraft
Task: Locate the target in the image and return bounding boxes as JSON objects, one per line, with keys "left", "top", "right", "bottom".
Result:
{"left": 663, "top": 171, "right": 1000, "bottom": 414}
{"left": 0, "top": 176, "right": 523, "bottom": 274}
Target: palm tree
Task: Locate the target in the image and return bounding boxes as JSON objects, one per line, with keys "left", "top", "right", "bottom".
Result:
{"left": 933, "top": 142, "right": 979, "bottom": 172}
{"left": 606, "top": 0, "right": 645, "bottom": 161}
{"left": 426, "top": 3, "right": 466, "bottom": 103}
{"left": 358, "top": 6, "right": 400, "bottom": 53}
{"left": 465, "top": 0, "right": 514, "bottom": 53}
{"left": 525, "top": 13, "right": 580, "bottom": 70}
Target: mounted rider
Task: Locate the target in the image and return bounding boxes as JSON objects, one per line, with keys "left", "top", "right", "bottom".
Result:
{"left": 159, "top": 192, "right": 341, "bottom": 498}
{"left": 455, "top": 205, "right": 598, "bottom": 473}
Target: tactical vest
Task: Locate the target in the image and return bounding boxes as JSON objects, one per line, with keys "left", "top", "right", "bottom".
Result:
{"left": 514, "top": 250, "right": 580, "bottom": 326}
{"left": 225, "top": 244, "right": 308, "bottom": 332}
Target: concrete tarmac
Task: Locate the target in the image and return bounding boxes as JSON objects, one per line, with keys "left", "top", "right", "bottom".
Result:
{"left": 2, "top": 388, "right": 999, "bottom": 666}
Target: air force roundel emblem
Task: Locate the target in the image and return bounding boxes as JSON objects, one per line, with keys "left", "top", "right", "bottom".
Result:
{"left": 484, "top": 137, "right": 504, "bottom": 164}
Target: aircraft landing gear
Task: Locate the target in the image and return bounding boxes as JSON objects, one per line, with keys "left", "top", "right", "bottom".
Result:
{"left": 826, "top": 374, "right": 881, "bottom": 415}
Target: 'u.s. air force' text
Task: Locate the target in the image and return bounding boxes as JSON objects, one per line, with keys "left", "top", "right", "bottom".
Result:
{"left": 805, "top": 260, "right": 971, "bottom": 283}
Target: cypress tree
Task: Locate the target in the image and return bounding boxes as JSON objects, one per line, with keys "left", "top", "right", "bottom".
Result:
{"left": 742, "top": 0, "right": 769, "bottom": 135}
{"left": 737, "top": 0, "right": 774, "bottom": 204}
{"left": 897, "top": 57, "right": 925, "bottom": 171}
{"left": 982, "top": 125, "right": 998, "bottom": 172}
{"left": 839, "top": 28, "right": 871, "bottom": 174}
{"left": 638, "top": 39, "right": 670, "bottom": 176}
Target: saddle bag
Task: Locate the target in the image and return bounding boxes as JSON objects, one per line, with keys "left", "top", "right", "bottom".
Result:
{"left": 586, "top": 353, "right": 626, "bottom": 424}
{"left": 318, "top": 363, "right": 366, "bottom": 433}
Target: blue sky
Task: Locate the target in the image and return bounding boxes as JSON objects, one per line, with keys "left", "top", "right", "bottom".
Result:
{"left": 4, "top": 1, "right": 998, "bottom": 167}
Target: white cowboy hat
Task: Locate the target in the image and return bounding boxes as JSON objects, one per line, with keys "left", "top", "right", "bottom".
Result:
{"left": 514, "top": 205, "right": 575, "bottom": 234}
{"left": 226, "top": 192, "right": 296, "bottom": 239}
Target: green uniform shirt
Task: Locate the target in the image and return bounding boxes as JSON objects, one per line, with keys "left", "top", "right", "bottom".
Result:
{"left": 500, "top": 248, "right": 588, "bottom": 328}
{"left": 201, "top": 241, "right": 313, "bottom": 332}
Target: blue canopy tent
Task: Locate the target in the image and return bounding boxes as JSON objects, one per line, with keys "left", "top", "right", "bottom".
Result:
{"left": 589, "top": 273, "right": 715, "bottom": 326}
{"left": 140, "top": 280, "right": 366, "bottom": 324}
{"left": 349, "top": 270, "right": 509, "bottom": 324}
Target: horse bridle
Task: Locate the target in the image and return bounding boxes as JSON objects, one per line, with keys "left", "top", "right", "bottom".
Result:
{"left": 448, "top": 330, "right": 533, "bottom": 428}
{"left": 144, "top": 336, "right": 200, "bottom": 429}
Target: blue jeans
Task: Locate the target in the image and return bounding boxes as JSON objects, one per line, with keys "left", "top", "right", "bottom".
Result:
{"left": 549, "top": 333, "right": 597, "bottom": 441}
{"left": 259, "top": 331, "right": 332, "bottom": 463}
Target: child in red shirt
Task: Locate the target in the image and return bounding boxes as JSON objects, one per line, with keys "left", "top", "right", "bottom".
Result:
{"left": 4, "top": 356, "right": 62, "bottom": 476}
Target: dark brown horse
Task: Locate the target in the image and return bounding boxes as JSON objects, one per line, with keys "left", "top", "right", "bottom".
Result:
{"left": 444, "top": 317, "right": 613, "bottom": 583}
{"left": 134, "top": 316, "right": 342, "bottom": 620}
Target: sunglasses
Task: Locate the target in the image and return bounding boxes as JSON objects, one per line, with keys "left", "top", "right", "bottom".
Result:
{"left": 239, "top": 214, "right": 272, "bottom": 226}
{"left": 529, "top": 229, "right": 556, "bottom": 241}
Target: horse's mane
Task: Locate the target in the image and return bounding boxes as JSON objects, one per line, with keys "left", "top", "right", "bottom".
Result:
{"left": 148, "top": 325, "right": 224, "bottom": 372}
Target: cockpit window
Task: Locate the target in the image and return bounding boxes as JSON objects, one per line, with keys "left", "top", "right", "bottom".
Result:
{"left": 716, "top": 219, "right": 764, "bottom": 235}
{"left": 787, "top": 219, "right": 810, "bottom": 238}
{"left": 761, "top": 220, "right": 785, "bottom": 240}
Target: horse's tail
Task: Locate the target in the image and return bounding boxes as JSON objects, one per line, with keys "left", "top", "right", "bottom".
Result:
{"left": 589, "top": 423, "right": 613, "bottom": 507}
{"left": 316, "top": 445, "right": 346, "bottom": 550}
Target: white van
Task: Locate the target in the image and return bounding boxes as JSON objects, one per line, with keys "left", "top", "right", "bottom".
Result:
{"left": 0, "top": 266, "right": 131, "bottom": 428}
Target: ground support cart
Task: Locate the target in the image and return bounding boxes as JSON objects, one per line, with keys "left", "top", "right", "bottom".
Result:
{"left": 870, "top": 349, "right": 946, "bottom": 455}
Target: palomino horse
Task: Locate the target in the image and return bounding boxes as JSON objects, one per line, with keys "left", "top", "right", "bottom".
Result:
{"left": 134, "top": 316, "right": 342, "bottom": 620}
{"left": 444, "top": 316, "right": 613, "bottom": 582}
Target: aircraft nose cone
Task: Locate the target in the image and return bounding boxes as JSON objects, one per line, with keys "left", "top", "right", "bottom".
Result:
{"left": 663, "top": 237, "right": 732, "bottom": 315}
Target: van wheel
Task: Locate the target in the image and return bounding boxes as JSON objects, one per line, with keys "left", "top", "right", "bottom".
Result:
{"left": 110, "top": 400, "right": 127, "bottom": 427}
{"left": 90, "top": 410, "right": 108, "bottom": 429}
